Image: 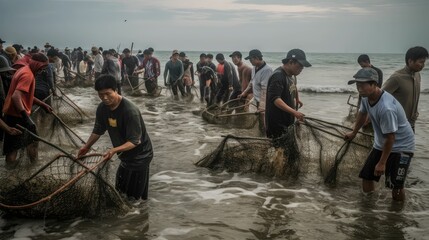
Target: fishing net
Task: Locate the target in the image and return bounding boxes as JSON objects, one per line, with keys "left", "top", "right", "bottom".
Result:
{"left": 196, "top": 117, "right": 373, "bottom": 184}
{"left": 56, "top": 70, "right": 94, "bottom": 88}
{"left": 0, "top": 125, "right": 130, "bottom": 219}
{"left": 33, "top": 87, "right": 89, "bottom": 125}
{"left": 201, "top": 98, "right": 260, "bottom": 129}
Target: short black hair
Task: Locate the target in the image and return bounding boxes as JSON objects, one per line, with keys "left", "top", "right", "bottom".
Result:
{"left": 207, "top": 53, "right": 213, "bottom": 59}
{"left": 200, "top": 53, "right": 206, "bottom": 58}
{"left": 357, "top": 54, "right": 370, "bottom": 64}
{"left": 148, "top": 47, "right": 154, "bottom": 53}
{"left": 405, "top": 46, "right": 428, "bottom": 65}
{"left": 215, "top": 53, "right": 225, "bottom": 61}
{"left": 95, "top": 74, "right": 117, "bottom": 91}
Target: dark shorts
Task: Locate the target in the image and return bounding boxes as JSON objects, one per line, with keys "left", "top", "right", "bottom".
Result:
{"left": 3, "top": 115, "right": 38, "bottom": 155}
{"left": 116, "top": 160, "right": 151, "bottom": 200}
{"left": 359, "top": 148, "right": 413, "bottom": 189}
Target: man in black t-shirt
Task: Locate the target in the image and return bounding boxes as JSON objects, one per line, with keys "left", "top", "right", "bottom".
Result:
{"left": 265, "top": 49, "right": 311, "bottom": 139}
{"left": 357, "top": 54, "right": 383, "bottom": 87}
{"left": 78, "top": 74, "right": 153, "bottom": 200}
{"left": 121, "top": 48, "right": 140, "bottom": 88}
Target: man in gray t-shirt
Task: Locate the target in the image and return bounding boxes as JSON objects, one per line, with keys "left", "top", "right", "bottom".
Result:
{"left": 345, "top": 68, "right": 415, "bottom": 201}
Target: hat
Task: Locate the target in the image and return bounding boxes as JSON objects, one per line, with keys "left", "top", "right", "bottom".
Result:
{"left": 143, "top": 49, "right": 151, "bottom": 55}
{"left": 179, "top": 52, "right": 186, "bottom": 57}
{"left": 215, "top": 53, "right": 225, "bottom": 61}
{"left": 171, "top": 50, "right": 179, "bottom": 56}
{"left": 65, "top": 47, "right": 69, "bottom": 51}
{"left": 4, "top": 46, "right": 17, "bottom": 56}
{"left": 282, "top": 49, "right": 311, "bottom": 67}
{"left": 0, "top": 55, "right": 15, "bottom": 72}
{"left": 244, "top": 49, "right": 263, "bottom": 60}
{"left": 91, "top": 46, "right": 98, "bottom": 52}
{"left": 148, "top": 47, "right": 154, "bottom": 53}
{"left": 77, "top": 47, "right": 82, "bottom": 50}
{"left": 229, "top": 51, "right": 242, "bottom": 58}
{"left": 122, "top": 48, "right": 131, "bottom": 53}
{"left": 348, "top": 68, "right": 379, "bottom": 85}
{"left": 44, "top": 42, "right": 51, "bottom": 48}
{"left": 0, "top": 38, "right": 5, "bottom": 44}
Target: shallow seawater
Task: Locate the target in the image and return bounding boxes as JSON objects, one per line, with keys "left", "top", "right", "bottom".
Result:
{"left": 1, "top": 85, "right": 428, "bottom": 240}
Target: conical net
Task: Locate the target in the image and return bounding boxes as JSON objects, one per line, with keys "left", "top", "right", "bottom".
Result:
{"left": 196, "top": 117, "right": 373, "bottom": 184}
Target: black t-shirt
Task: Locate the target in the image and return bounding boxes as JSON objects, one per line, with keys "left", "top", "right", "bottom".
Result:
{"left": 93, "top": 97, "right": 153, "bottom": 168}
{"left": 122, "top": 56, "right": 139, "bottom": 76}
{"left": 265, "top": 67, "right": 297, "bottom": 139}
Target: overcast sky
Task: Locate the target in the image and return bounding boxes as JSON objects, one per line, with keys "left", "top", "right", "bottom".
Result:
{"left": 1, "top": 0, "right": 428, "bottom": 53}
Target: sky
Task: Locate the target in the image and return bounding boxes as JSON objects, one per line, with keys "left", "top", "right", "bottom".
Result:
{"left": 1, "top": 0, "right": 428, "bottom": 53}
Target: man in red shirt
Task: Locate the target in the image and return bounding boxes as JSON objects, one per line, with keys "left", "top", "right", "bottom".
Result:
{"left": 3, "top": 53, "right": 52, "bottom": 167}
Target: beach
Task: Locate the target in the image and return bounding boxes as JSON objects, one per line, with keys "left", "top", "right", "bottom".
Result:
{"left": 0, "top": 51, "right": 428, "bottom": 239}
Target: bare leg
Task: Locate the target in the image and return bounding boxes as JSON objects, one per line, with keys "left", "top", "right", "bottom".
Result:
{"left": 392, "top": 188, "right": 405, "bottom": 201}
{"left": 362, "top": 179, "right": 375, "bottom": 193}
{"left": 27, "top": 142, "right": 39, "bottom": 163}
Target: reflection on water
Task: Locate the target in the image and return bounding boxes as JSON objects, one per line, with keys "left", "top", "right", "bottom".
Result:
{"left": 1, "top": 88, "right": 428, "bottom": 240}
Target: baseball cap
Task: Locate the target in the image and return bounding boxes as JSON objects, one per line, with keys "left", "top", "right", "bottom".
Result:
{"left": 91, "top": 46, "right": 98, "bottom": 52}
{"left": 282, "top": 49, "right": 311, "bottom": 67}
{"left": 171, "top": 50, "right": 179, "bottom": 56}
{"left": 347, "top": 68, "right": 379, "bottom": 85}
{"left": 244, "top": 49, "right": 262, "bottom": 60}
{"left": 179, "top": 52, "right": 186, "bottom": 57}
{"left": 229, "top": 51, "right": 242, "bottom": 58}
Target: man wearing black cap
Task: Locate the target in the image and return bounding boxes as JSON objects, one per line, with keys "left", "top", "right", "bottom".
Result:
{"left": 215, "top": 53, "right": 241, "bottom": 104}
{"left": 265, "top": 49, "right": 311, "bottom": 139}
{"left": 196, "top": 53, "right": 208, "bottom": 102}
{"left": 344, "top": 68, "right": 414, "bottom": 201}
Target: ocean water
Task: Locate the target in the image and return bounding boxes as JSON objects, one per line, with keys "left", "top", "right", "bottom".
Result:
{"left": 0, "top": 52, "right": 428, "bottom": 240}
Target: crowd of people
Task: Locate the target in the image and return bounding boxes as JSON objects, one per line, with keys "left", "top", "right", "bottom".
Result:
{"left": 0, "top": 36, "right": 428, "bottom": 202}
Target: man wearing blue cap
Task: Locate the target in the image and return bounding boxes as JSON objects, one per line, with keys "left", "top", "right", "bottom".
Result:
{"left": 344, "top": 68, "right": 414, "bottom": 201}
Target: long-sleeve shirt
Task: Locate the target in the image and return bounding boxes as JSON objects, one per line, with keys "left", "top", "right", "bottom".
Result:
{"left": 164, "top": 60, "right": 184, "bottom": 84}
{"left": 92, "top": 54, "right": 104, "bottom": 73}
{"left": 251, "top": 62, "right": 273, "bottom": 102}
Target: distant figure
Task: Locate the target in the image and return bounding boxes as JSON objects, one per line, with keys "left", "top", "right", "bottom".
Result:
{"left": 91, "top": 46, "right": 104, "bottom": 79}
{"left": 164, "top": 50, "right": 186, "bottom": 99}
{"left": 265, "top": 49, "right": 311, "bottom": 140}
{"left": 215, "top": 53, "right": 241, "bottom": 104}
{"left": 179, "top": 52, "right": 194, "bottom": 95}
{"left": 230, "top": 51, "right": 252, "bottom": 111}
{"left": 206, "top": 53, "right": 217, "bottom": 72}
{"left": 136, "top": 49, "right": 161, "bottom": 95}
{"left": 196, "top": 53, "right": 208, "bottom": 102}
{"left": 0, "top": 38, "right": 5, "bottom": 53}
{"left": 199, "top": 66, "right": 218, "bottom": 107}
{"left": 345, "top": 68, "right": 415, "bottom": 201}
{"left": 78, "top": 74, "right": 153, "bottom": 201}
{"left": 58, "top": 50, "right": 72, "bottom": 82}
{"left": 101, "top": 50, "right": 122, "bottom": 94}
{"left": 382, "top": 46, "right": 428, "bottom": 131}
{"left": 357, "top": 54, "right": 383, "bottom": 87}
{"left": 121, "top": 48, "right": 140, "bottom": 88}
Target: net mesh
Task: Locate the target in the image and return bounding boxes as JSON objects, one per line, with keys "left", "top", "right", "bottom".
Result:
{"left": 56, "top": 70, "right": 94, "bottom": 88}
{"left": 196, "top": 117, "right": 373, "bottom": 184}
{"left": 201, "top": 98, "right": 260, "bottom": 129}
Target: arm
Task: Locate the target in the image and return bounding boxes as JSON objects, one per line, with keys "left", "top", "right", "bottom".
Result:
{"left": 163, "top": 62, "right": 169, "bottom": 84}
{"left": 33, "top": 97, "right": 53, "bottom": 113}
{"left": 103, "top": 141, "right": 137, "bottom": 160}
{"left": 374, "top": 133, "right": 395, "bottom": 176}
{"left": 77, "top": 133, "right": 101, "bottom": 157}
{"left": 381, "top": 76, "right": 398, "bottom": 93}
{"left": 177, "top": 61, "right": 184, "bottom": 81}
{"left": 0, "top": 119, "right": 21, "bottom": 135}
{"left": 344, "top": 110, "right": 368, "bottom": 141}
{"left": 154, "top": 58, "right": 161, "bottom": 78}
{"left": 274, "top": 98, "right": 304, "bottom": 121}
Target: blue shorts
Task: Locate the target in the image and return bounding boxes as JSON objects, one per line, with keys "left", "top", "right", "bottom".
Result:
{"left": 359, "top": 148, "right": 413, "bottom": 189}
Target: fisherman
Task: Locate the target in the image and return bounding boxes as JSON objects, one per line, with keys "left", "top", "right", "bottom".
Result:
{"left": 91, "top": 46, "right": 104, "bottom": 79}
{"left": 101, "top": 49, "right": 122, "bottom": 95}
{"left": 344, "top": 68, "right": 415, "bottom": 201}
{"left": 2, "top": 53, "right": 53, "bottom": 167}
{"left": 196, "top": 53, "right": 208, "bottom": 102}
{"left": 121, "top": 48, "right": 140, "bottom": 89}
{"left": 382, "top": 46, "right": 428, "bottom": 132}
{"left": 179, "top": 52, "right": 194, "bottom": 96}
{"left": 199, "top": 66, "right": 218, "bottom": 107}
{"left": 135, "top": 49, "right": 161, "bottom": 95}
{"left": 58, "top": 49, "right": 72, "bottom": 82}
{"left": 215, "top": 53, "right": 241, "bottom": 104}
{"left": 164, "top": 50, "right": 186, "bottom": 99}
{"left": 77, "top": 74, "right": 153, "bottom": 201}
{"left": 230, "top": 51, "right": 252, "bottom": 112}
{"left": 357, "top": 54, "right": 383, "bottom": 87}
{"left": 265, "top": 49, "right": 311, "bottom": 140}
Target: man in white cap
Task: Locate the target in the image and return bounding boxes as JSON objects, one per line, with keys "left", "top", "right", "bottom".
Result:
{"left": 344, "top": 68, "right": 414, "bottom": 201}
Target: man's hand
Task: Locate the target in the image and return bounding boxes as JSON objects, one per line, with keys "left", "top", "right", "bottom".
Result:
{"left": 297, "top": 99, "right": 304, "bottom": 109}
{"left": 103, "top": 149, "right": 115, "bottom": 160}
{"left": 293, "top": 111, "right": 305, "bottom": 122}
{"left": 77, "top": 147, "right": 89, "bottom": 158}
{"left": 42, "top": 103, "right": 53, "bottom": 113}
{"left": 344, "top": 132, "right": 357, "bottom": 141}
{"left": 374, "top": 162, "right": 386, "bottom": 176}
{"left": 7, "top": 127, "right": 22, "bottom": 136}
{"left": 21, "top": 111, "right": 36, "bottom": 129}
